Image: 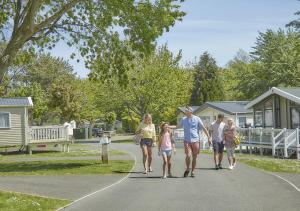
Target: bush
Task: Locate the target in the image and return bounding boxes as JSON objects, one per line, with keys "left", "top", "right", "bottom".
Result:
{"left": 122, "top": 116, "right": 140, "bottom": 133}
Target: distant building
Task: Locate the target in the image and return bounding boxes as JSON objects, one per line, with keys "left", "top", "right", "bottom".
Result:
{"left": 246, "top": 87, "right": 300, "bottom": 129}
{"left": 177, "top": 101, "right": 253, "bottom": 128}
{"left": 0, "top": 97, "right": 33, "bottom": 146}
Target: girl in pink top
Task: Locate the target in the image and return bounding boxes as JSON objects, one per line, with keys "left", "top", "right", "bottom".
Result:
{"left": 158, "top": 122, "right": 176, "bottom": 179}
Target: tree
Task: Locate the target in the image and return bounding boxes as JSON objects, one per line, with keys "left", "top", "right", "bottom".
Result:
{"left": 190, "top": 52, "right": 224, "bottom": 105}
{"left": 4, "top": 53, "right": 84, "bottom": 124}
{"left": 123, "top": 46, "right": 192, "bottom": 124}
{"left": 224, "top": 49, "right": 253, "bottom": 100}
{"left": 0, "top": 0, "right": 185, "bottom": 83}
{"left": 287, "top": 9, "right": 300, "bottom": 31}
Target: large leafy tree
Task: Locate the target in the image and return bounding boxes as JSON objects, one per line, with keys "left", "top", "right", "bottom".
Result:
{"left": 124, "top": 46, "right": 192, "bottom": 124}
{"left": 250, "top": 29, "right": 300, "bottom": 96}
{"left": 190, "top": 52, "right": 224, "bottom": 105}
{"left": 224, "top": 49, "right": 253, "bottom": 100}
{"left": 0, "top": 0, "right": 185, "bottom": 83}
{"left": 5, "top": 53, "right": 83, "bottom": 125}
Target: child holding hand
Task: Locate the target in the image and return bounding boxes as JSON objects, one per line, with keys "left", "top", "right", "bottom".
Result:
{"left": 158, "top": 122, "right": 176, "bottom": 179}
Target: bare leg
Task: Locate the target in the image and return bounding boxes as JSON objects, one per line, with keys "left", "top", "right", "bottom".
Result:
{"left": 147, "top": 146, "right": 152, "bottom": 171}
{"left": 219, "top": 152, "right": 223, "bottom": 165}
{"left": 167, "top": 156, "right": 172, "bottom": 175}
{"left": 141, "top": 145, "right": 148, "bottom": 172}
{"left": 191, "top": 154, "right": 197, "bottom": 173}
{"left": 214, "top": 152, "right": 219, "bottom": 166}
{"left": 185, "top": 155, "right": 191, "bottom": 171}
{"left": 162, "top": 154, "right": 167, "bottom": 177}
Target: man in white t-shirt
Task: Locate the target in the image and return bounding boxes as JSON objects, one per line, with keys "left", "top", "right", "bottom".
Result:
{"left": 209, "top": 114, "right": 225, "bottom": 170}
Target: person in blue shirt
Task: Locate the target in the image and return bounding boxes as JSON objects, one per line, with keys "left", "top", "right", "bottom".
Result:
{"left": 178, "top": 107, "right": 211, "bottom": 177}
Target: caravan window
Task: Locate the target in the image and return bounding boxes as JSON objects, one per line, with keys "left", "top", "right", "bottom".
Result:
{"left": 0, "top": 113, "right": 11, "bottom": 128}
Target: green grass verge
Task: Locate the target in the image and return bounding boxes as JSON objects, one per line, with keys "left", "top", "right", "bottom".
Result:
{"left": 0, "top": 149, "right": 126, "bottom": 160}
{"left": 0, "top": 160, "right": 134, "bottom": 176}
{"left": 237, "top": 154, "right": 300, "bottom": 173}
{"left": 0, "top": 190, "right": 70, "bottom": 211}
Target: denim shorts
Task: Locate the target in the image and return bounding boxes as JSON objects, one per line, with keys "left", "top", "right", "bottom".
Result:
{"left": 161, "top": 149, "right": 172, "bottom": 157}
{"left": 212, "top": 141, "right": 224, "bottom": 153}
{"left": 140, "top": 138, "right": 153, "bottom": 147}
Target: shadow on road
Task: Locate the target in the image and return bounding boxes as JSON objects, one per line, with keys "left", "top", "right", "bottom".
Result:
{"left": 195, "top": 167, "right": 218, "bottom": 170}
{"left": 112, "top": 171, "right": 144, "bottom": 174}
{"left": 129, "top": 176, "right": 180, "bottom": 179}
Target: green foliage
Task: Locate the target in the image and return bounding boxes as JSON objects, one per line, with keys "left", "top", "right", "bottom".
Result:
{"left": 225, "top": 29, "right": 300, "bottom": 100}
{"left": 190, "top": 52, "right": 225, "bottom": 105}
{"left": 123, "top": 46, "right": 192, "bottom": 123}
{"left": 3, "top": 53, "right": 84, "bottom": 125}
{"left": 0, "top": 0, "right": 185, "bottom": 83}
{"left": 104, "top": 111, "right": 117, "bottom": 125}
{"left": 121, "top": 116, "right": 140, "bottom": 133}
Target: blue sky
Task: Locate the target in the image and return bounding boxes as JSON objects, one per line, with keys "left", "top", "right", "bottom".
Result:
{"left": 51, "top": 0, "right": 299, "bottom": 78}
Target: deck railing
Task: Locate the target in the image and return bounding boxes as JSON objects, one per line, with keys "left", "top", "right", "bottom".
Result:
{"left": 172, "top": 127, "right": 300, "bottom": 159}
{"left": 27, "top": 125, "right": 71, "bottom": 154}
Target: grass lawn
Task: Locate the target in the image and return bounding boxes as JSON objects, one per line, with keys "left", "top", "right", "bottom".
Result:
{"left": 0, "top": 159, "right": 134, "bottom": 176}
{"left": 237, "top": 154, "right": 300, "bottom": 173}
{"left": 0, "top": 190, "right": 70, "bottom": 211}
{"left": 0, "top": 144, "right": 127, "bottom": 160}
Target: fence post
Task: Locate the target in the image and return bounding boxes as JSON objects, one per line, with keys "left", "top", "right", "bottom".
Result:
{"left": 271, "top": 128, "right": 275, "bottom": 157}
{"left": 284, "top": 128, "right": 288, "bottom": 158}
{"left": 296, "top": 128, "right": 300, "bottom": 160}
{"left": 260, "top": 128, "right": 263, "bottom": 155}
{"left": 249, "top": 127, "right": 252, "bottom": 155}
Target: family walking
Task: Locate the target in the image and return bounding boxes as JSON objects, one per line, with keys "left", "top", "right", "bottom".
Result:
{"left": 136, "top": 107, "right": 237, "bottom": 178}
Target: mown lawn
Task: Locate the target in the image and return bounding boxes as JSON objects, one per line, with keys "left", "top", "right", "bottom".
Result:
{"left": 0, "top": 159, "right": 134, "bottom": 176}
{"left": 237, "top": 154, "right": 300, "bottom": 173}
{"left": 0, "top": 190, "right": 70, "bottom": 211}
{"left": 0, "top": 144, "right": 127, "bottom": 160}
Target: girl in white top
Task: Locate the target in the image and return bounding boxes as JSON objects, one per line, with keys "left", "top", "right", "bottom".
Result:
{"left": 158, "top": 122, "right": 176, "bottom": 179}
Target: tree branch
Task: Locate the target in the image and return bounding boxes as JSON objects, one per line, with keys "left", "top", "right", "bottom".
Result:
{"left": 34, "top": 0, "right": 82, "bottom": 33}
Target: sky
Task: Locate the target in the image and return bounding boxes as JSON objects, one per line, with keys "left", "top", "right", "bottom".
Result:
{"left": 51, "top": 0, "right": 299, "bottom": 78}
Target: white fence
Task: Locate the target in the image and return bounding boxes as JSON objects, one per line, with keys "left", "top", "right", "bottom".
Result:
{"left": 27, "top": 125, "right": 71, "bottom": 154}
{"left": 236, "top": 127, "right": 300, "bottom": 160}
{"left": 172, "top": 127, "right": 300, "bottom": 160}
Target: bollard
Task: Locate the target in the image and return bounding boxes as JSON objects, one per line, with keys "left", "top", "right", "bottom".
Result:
{"left": 102, "top": 143, "right": 108, "bottom": 164}
{"left": 99, "top": 134, "right": 111, "bottom": 164}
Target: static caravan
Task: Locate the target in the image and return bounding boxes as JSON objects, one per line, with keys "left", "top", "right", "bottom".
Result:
{"left": 0, "top": 97, "right": 33, "bottom": 146}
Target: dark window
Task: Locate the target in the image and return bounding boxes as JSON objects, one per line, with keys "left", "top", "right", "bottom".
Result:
{"left": 264, "top": 98, "right": 273, "bottom": 127}
{"left": 274, "top": 96, "right": 281, "bottom": 128}
{"left": 290, "top": 102, "right": 300, "bottom": 129}
{"left": 254, "top": 110, "right": 263, "bottom": 127}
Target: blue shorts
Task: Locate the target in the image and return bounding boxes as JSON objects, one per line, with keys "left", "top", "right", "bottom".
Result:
{"left": 213, "top": 141, "right": 224, "bottom": 153}
{"left": 161, "top": 149, "right": 172, "bottom": 157}
{"left": 140, "top": 138, "right": 153, "bottom": 147}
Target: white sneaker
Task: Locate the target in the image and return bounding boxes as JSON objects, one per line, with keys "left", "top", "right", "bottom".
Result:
{"left": 162, "top": 174, "right": 167, "bottom": 179}
{"left": 229, "top": 165, "right": 233, "bottom": 170}
{"left": 233, "top": 162, "right": 236, "bottom": 168}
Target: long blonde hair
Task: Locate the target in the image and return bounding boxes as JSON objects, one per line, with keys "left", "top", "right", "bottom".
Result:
{"left": 143, "top": 113, "right": 152, "bottom": 124}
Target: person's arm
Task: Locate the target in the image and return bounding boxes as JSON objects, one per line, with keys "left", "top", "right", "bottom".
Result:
{"left": 171, "top": 133, "right": 176, "bottom": 152}
{"left": 203, "top": 127, "right": 212, "bottom": 145}
{"left": 176, "top": 118, "right": 183, "bottom": 129}
{"left": 136, "top": 123, "right": 142, "bottom": 134}
{"left": 152, "top": 124, "right": 157, "bottom": 142}
{"left": 158, "top": 135, "right": 162, "bottom": 150}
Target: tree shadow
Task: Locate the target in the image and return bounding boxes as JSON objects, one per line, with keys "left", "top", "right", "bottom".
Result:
{"left": 112, "top": 170, "right": 144, "bottom": 174}
{"left": 0, "top": 161, "right": 95, "bottom": 173}
{"left": 195, "top": 167, "right": 218, "bottom": 170}
{"left": 129, "top": 176, "right": 163, "bottom": 179}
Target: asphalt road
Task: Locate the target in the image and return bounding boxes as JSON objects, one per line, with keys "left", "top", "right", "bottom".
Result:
{"left": 63, "top": 143, "right": 300, "bottom": 211}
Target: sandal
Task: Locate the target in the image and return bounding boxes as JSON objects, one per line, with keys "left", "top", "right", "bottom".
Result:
{"left": 183, "top": 170, "right": 189, "bottom": 177}
{"left": 191, "top": 172, "right": 195, "bottom": 177}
